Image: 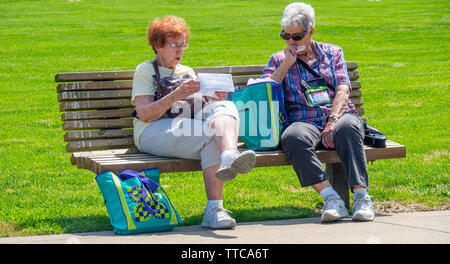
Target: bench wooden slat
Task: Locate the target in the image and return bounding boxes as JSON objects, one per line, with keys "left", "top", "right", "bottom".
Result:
{"left": 71, "top": 148, "right": 140, "bottom": 165}
{"left": 351, "top": 81, "right": 361, "bottom": 90}
{"left": 64, "top": 129, "right": 133, "bottom": 142}
{"left": 55, "top": 71, "right": 135, "bottom": 82}
{"left": 63, "top": 118, "right": 133, "bottom": 131}
{"left": 347, "top": 61, "right": 357, "bottom": 71}
{"left": 232, "top": 72, "right": 359, "bottom": 86}
{"left": 66, "top": 137, "right": 134, "bottom": 152}
{"left": 57, "top": 87, "right": 362, "bottom": 105}
{"left": 61, "top": 108, "right": 135, "bottom": 121}
{"left": 59, "top": 99, "right": 132, "bottom": 111}
{"left": 58, "top": 80, "right": 361, "bottom": 94}
{"left": 56, "top": 70, "right": 358, "bottom": 89}
{"left": 72, "top": 140, "right": 400, "bottom": 167}
{"left": 57, "top": 81, "right": 133, "bottom": 92}
{"left": 55, "top": 67, "right": 272, "bottom": 82}
{"left": 77, "top": 140, "right": 405, "bottom": 174}
{"left": 59, "top": 94, "right": 362, "bottom": 112}
{"left": 194, "top": 63, "right": 358, "bottom": 75}
{"left": 357, "top": 107, "right": 364, "bottom": 116}
{"left": 194, "top": 66, "right": 265, "bottom": 76}
{"left": 351, "top": 90, "right": 361, "bottom": 98}
{"left": 350, "top": 97, "right": 363, "bottom": 106}
{"left": 58, "top": 90, "right": 132, "bottom": 102}
{"left": 55, "top": 62, "right": 358, "bottom": 82}
{"left": 348, "top": 71, "right": 359, "bottom": 81}
{"left": 57, "top": 80, "right": 133, "bottom": 92}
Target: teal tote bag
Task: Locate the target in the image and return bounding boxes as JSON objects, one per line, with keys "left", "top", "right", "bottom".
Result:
{"left": 95, "top": 168, "right": 182, "bottom": 235}
{"left": 228, "top": 81, "right": 287, "bottom": 150}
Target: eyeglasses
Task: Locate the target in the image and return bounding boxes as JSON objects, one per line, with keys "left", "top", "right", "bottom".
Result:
{"left": 168, "top": 43, "right": 189, "bottom": 50}
{"left": 280, "top": 30, "right": 308, "bottom": 41}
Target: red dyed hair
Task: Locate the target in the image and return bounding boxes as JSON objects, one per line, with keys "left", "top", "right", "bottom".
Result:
{"left": 147, "top": 16, "right": 190, "bottom": 53}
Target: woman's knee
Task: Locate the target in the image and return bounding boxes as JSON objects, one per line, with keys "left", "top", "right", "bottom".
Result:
{"left": 281, "top": 123, "right": 321, "bottom": 150}
{"left": 206, "top": 100, "right": 239, "bottom": 123}
{"left": 333, "top": 114, "right": 364, "bottom": 140}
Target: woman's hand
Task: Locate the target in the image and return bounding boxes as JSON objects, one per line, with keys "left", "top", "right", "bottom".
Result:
{"left": 321, "top": 119, "right": 337, "bottom": 149}
{"left": 283, "top": 45, "right": 298, "bottom": 67}
{"left": 173, "top": 79, "right": 201, "bottom": 100}
{"left": 269, "top": 46, "right": 298, "bottom": 83}
{"left": 215, "top": 91, "right": 229, "bottom": 101}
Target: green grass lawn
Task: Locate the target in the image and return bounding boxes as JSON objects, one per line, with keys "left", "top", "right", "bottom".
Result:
{"left": 0, "top": 0, "right": 448, "bottom": 237}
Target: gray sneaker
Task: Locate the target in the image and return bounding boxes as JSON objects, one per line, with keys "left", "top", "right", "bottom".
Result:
{"left": 201, "top": 206, "right": 236, "bottom": 229}
{"left": 352, "top": 196, "right": 375, "bottom": 221}
{"left": 321, "top": 196, "right": 349, "bottom": 223}
{"left": 215, "top": 150, "right": 256, "bottom": 182}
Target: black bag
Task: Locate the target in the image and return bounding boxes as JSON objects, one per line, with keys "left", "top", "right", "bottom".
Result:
{"left": 363, "top": 123, "right": 387, "bottom": 148}
{"left": 296, "top": 58, "right": 334, "bottom": 107}
{"left": 152, "top": 60, "right": 207, "bottom": 118}
{"left": 132, "top": 60, "right": 206, "bottom": 120}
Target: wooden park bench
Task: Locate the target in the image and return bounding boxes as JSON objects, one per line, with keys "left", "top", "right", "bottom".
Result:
{"left": 55, "top": 62, "right": 406, "bottom": 207}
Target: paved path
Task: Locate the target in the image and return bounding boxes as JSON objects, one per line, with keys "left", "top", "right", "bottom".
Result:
{"left": 1, "top": 210, "right": 449, "bottom": 244}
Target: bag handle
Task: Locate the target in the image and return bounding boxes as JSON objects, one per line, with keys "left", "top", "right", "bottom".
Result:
{"left": 296, "top": 58, "right": 335, "bottom": 91}
{"left": 151, "top": 59, "right": 161, "bottom": 84}
{"left": 118, "top": 170, "right": 160, "bottom": 215}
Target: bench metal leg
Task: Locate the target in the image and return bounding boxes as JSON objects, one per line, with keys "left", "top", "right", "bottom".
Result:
{"left": 326, "top": 163, "right": 350, "bottom": 208}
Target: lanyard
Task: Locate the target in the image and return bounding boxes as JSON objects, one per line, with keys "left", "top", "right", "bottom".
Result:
{"left": 295, "top": 58, "right": 334, "bottom": 91}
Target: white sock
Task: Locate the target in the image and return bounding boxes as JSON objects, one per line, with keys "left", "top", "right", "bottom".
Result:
{"left": 320, "top": 186, "right": 340, "bottom": 201}
{"left": 353, "top": 188, "right": 369, "bottom": 201}
{"left": 206, "top": 200, "right": 223, "bottom": 211}
{"left": 220, "top": 147, "right": 238, "bottom": 161}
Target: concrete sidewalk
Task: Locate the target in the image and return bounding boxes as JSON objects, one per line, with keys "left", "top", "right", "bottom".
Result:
{"left": 1, "top": 210, "right": 449, "bottom": 244}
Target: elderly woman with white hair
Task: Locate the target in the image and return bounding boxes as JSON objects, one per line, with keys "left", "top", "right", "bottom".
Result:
{"left": 263, "top": 2, "right": 375, "bottom": 222}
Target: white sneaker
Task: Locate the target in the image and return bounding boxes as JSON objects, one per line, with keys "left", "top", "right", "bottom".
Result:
{"left": 321, "top": 196, "right": 349, "bottom": 223}
{"left": 215, "top": 150, "right": 256, "bottom": 182}
{"left": 352, "top": 196, "right": 375, "bottom": 221}
{"left": 201, "top": 206, "right": 236, "bottom": 229}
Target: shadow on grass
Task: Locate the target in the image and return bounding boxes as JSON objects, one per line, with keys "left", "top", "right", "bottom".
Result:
{"left": 23, "top": 205, "right": 317, "bottom": 236}
{"left": 181, "top": 205, "right": 319, "bottom": 226}
{"left": 23, "top": 209, "right": 394, "bottom": 241}
{"left": 24, "top": 215, "right": 113, "bottom": 235}
{"left": 11, "top": 206, "right": 393, "bottom": 238}
{"left": 68, "top": 205, "right": 320, "bottom": 240}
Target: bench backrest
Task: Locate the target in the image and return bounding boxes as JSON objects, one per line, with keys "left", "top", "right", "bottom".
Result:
{"left": 55, "top": 62, "right": 362, "bottom": 153}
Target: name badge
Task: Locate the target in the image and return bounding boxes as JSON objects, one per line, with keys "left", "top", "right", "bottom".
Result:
{"left": 301, "top": 78, "right": 332, "bottom": 107}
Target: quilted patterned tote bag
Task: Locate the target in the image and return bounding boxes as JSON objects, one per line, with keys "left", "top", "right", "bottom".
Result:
{"left": 96, "top": 168, "right": 182, "bottom": 235}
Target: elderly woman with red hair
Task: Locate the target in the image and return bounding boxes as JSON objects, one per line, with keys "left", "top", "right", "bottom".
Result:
{"left": 131, "top": 16, "right": 256, "bottom": 229}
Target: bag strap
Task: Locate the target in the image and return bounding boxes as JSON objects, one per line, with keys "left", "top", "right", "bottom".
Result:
{"left": 296, "top": 58, "right": 334, "bottom": 91}
{"left": 132, "top": 60, "right": 161, "bottom": 119}
{"left": 151, "top": 59, "right": 161, "bottom": 84}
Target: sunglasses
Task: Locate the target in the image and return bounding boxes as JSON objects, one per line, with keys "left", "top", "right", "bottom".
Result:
{"left": 280, "top": 30, "right": 308, "bottom": 41}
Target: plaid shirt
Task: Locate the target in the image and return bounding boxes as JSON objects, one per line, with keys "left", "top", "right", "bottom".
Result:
{"left": 263, "top": 40, "right": 357, "bottom": 130}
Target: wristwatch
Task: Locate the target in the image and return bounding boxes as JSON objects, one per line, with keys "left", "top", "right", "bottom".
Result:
{"left": 328, "top": 113, "right": 339, "bottom": 122}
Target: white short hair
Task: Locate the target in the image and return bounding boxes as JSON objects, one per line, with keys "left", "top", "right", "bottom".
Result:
{"left": 281, "top": 2, "right": 315, "bottom": 32}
